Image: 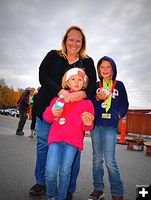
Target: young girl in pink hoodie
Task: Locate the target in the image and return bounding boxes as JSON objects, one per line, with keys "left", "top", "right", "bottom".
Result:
{"left": 43, "top": 67, "right": 94, "bottom": 200}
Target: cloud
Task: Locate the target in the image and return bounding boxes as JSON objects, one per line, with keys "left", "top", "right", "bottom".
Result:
{"left": 0, "top": 0, "right": 151, "bottom": 108}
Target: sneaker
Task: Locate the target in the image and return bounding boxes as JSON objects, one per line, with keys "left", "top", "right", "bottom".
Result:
{"left": 29, "top": 134, "right": 33, "bottom": 138}
{"left": 65, "top": 192, "right": 73, "bottom": 200}
{"left": 88, "top": 189, "right": 104, "bottom": 200}
{"left": 29, "top": 184, "right": 46, "bottom": 196}
{"left": 112, "top": 196, "right": 124, "bottom": 200}
{"left": 16, "top": 131, "right": 24, "bottom": 136}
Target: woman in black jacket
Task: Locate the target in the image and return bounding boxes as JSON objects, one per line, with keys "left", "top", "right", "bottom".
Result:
{"left": 29, "top": 26, "right": 97, "bottom": 200}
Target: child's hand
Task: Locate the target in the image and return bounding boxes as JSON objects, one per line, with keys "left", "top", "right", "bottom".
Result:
{"left": 81, "top": 111, "right": 94, "bottom": 126}
{"left": 96, "top": 88, "right": 110, "bottom": 100}
{"left": 52, "top": 106, "right": 63, "bottom": 117}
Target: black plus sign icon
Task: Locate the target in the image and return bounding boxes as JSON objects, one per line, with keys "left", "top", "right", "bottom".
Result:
{"left": 136, "top": 185, "right": 151, "bottom": 200}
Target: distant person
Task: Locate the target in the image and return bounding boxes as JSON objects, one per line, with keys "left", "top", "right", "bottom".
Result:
{"left": 88, "top": 56, "right": 129, "bottom": 200}
{"left": 43, "top": 67, "right": 94, "bottom": 200}
{"left": 16, "top": 87, "right": 32, "bottom": 136}
{"left": 29, "top": 87, "right": 40, "bottom": 138}
{"left": 29, "top": 25, "right": 96, "bottom": 200}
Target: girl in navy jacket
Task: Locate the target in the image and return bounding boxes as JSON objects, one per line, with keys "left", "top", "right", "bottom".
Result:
{"left": 89, "top": 56, "right": 129, "bottom": 200}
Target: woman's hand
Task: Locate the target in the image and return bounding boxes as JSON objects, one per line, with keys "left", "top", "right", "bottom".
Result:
{"left": 58, "top": 89, "right": 71, "bottom": 103}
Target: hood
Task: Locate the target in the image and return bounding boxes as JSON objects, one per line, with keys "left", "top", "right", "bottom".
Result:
{"left": 97, "top": 56, "right": 117, "bottom": 81}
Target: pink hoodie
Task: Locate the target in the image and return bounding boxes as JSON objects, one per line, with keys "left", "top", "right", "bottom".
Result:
{"left": 43, "top": 97, "right": 94, "bottom": 151}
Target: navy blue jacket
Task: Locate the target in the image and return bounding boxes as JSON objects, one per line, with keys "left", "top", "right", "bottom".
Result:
{"left": 92, "top": 80, "right": 129, "bottom": 128}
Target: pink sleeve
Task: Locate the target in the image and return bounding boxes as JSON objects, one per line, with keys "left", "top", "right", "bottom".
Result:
{"left": 82, "top": 100, "right": 94, "bottom": 131}
{"left": 83, "top": 123, "right": 94, "bottom": 131}
{"left": 43, "top": 98, "right": 57, "bottom": 122}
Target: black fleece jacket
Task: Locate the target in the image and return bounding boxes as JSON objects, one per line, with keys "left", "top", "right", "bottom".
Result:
{"left": 35, "top": 50, "right": 97, "bottom": 118}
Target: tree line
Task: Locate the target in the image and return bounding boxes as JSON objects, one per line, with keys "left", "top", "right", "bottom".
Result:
{"left": 0, "top": 78, "right": 35, "bottom": 109}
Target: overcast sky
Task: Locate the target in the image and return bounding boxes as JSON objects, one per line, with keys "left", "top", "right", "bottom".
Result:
{"left": 0, "top": 0, "right": 151, "bottom": 109}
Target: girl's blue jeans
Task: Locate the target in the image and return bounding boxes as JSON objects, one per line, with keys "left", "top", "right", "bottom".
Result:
{"left": 91, "top": 126, "right": 124, "bottom": 196}
{"left": 45, "top": 142, "right": 77, "bottom": 200}
{"left": 35, "top": 117, "right": 80, "bottom": 193}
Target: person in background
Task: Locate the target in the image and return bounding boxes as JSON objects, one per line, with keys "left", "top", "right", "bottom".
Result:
{"left": 16, "top": 87, "right": 33, "bottom": 136}
{"left": 88, "top": 56, "right": 129, "bottom": 200}
{"left": 43, "top": 68, "right": 94, "bottom": 200}
{"left": 29, "top": 25, "right": 97, "bottom": 200}
{"left": 29, "top": 87, "right": 41, "bottom": 138}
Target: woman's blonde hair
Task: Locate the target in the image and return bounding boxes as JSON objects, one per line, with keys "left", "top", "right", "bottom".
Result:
{"left": 58, "top": 26, "right": 88, "bottom": 59}
{"left": 62, "top": 68, "right": 89, "bottom": 89}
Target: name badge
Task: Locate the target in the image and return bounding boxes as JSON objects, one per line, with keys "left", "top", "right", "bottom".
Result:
{"left": 102, "top": 113, "right": 111, "bottom": 119}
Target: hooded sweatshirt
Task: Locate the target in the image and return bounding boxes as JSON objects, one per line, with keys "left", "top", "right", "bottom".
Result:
{"left": 91, "top": 56, "right": 129, "bottom": 128}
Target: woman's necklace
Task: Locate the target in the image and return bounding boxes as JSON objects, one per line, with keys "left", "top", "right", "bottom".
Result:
{"left": 67, "top": 55, "right": 79, "bottom": 65}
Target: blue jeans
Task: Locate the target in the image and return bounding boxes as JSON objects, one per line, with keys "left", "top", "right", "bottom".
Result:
{"left": 91, "top": 126, "right": 124, "bottom": 196}
{"left": 45, "top": 142, "right": 77, "bottom": 200}
{"left": 35, "top": 117, "right": 81, "bottom": 193}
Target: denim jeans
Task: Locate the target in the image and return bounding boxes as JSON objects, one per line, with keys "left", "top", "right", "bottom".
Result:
{"left": 45, "top": 142, "right": 77, "bottom": 200}
{"left": 35, "top": 117, "right": 81, "bottom": 193}
{"left": 91, "top": 126, "right": 124, "bottom": 196}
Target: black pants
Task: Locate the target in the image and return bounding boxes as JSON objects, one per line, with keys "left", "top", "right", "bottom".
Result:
{"left": 17, "top": 110, "right": 28, "bottom": 132}
{"left": 30, "top": 113, "right": 36, "bottom": 130}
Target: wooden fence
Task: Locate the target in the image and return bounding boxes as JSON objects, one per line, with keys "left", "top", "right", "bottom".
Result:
{"left": 118, "top": 109, "right": 151, "bottom": 136}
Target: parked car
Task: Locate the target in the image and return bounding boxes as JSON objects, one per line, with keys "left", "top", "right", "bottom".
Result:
{"left": 2, "top": 108, "right": 19, "bottom": 117}
{"left": 0, "top": 109, "right": 7, "bottom": 115}
{"left": 0, "top": 109, "right": 5, "bottom": 115}
{"left": 9, "top": 108, "right": 19, "bottom": 117}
